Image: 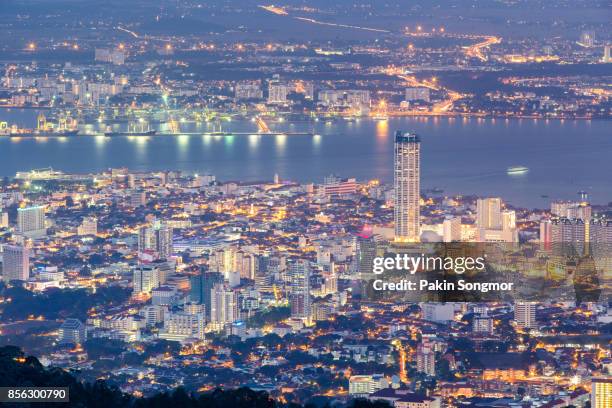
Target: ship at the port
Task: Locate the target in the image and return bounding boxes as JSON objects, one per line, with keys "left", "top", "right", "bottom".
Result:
{"left": 104, "top": 119, "right": 156, "bottom": 137}
{"left": 0, "top": 113, "right": 79, "bottom": 137}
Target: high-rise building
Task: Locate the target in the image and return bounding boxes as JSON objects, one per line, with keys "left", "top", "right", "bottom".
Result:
{"left": 514, "top": 302, "right": 536, "bottom": 329}
{"left": 422, "top": 303, "right": 454, "bottom": 323}
{"left": 552, "top": 200, "right": 592, "bottom": 221}
{"left": 289, "top": 260, "right": 312, "bottom": 320}
{"left": 318, "top": 90, "right": 371, "bottom": 111}
{"left": 0, "top": 211, "right": 8, "bottom": 229}
{"left": 268, "top": 81, "right": 290, "bottom": 104}
{"left": 189, "top": 271, "right": 224, "bottom": 319}
{"left": 443, "top": 216, "right": 462, "bottom": 242}
{"left": 130, "top": 190, "right": 147, "bottom": 207}
{"left": 94, "top": 48, "right": 126, "bottom": 65}
{"left": 160, "top": 312, "right": 205, "bottom": 341}
{"left": 357, "top": 234, "right": 378, "bottom": 280}
{"left": 579, "top": 31, "right": 595, "bottom": 47}
{"left": 416, "top": 341, "right": 436, "bottom": 376}
{"left": 591, "top": 377, "right": 612, "bottom": 408}
{"left": 552, "top": 201, "right": 578, "bottom": 217}
{"left": 58, "top": 318, "right": 87, "bottom": 345}
{"left": 550, "top": 218, "right": 612, "bottom": 247}
{"left": 235, "top": 82, "right": 263, "bottom": 100}
{"left": 477, "top": 198, "right": 502, "bottom": 230}
{"left": 138, "top": 221, "right": 173, "bottom": 260}
{"left": 151, "top": 286, "right": 177, "bottom": 306}
{"left": 476, "top": 198, "right": 517, "bottom": 242}
{"left": 210, "top": 283, "right": 238, "bottom": 325}
{"left": 394, "top": 131, "right": 421, "bottom": 242}
{"left": 348, "top": 374, "right": 389, "bottom": 397}
{"left": 132, "top": 264, "right": 161, "bottom": 295}
{"left": 142, "top": 305, "right": 165, "bottom": 327}
{"left": 322, "top": 177, "right": 358, "bottom": 197}
{"left": 17, "top": 205, "right": 46, "bottom": 238}
{"left": 473, "top": 315, "right": 494, "bottom": 334}
{"left": 551, "top": 218, "right": 586, "bottom": 243}
{"left": 2, "top": 245, "right": 30, "bottom": 282}
{"left": 539, "top": 219, "right": 552, "bottom": 250}
{"left": 603, "top": 45, "right": 612, "bottom": 63}
{"left": 591, "top": 220, "right": 612, "bottom": 243}
{"left": 209, "top": 247, "right": 256, "bottom": 281}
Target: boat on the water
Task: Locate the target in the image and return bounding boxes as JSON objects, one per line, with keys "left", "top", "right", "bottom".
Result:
{"left": 507, "top": 166, "right": 529, "bottom": 175}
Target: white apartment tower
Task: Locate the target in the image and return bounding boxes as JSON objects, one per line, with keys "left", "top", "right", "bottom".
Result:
{"left": 2, "top": 245, "right": 30, "bottom": 282}
{"left": 514, "top": 302, "right": 536, "bottom": 330}
{"left": 17, "top": 205, "right": 46, "bottom": 238}
{"left": 210, "top": 283, "right": 238, "bottom": 325}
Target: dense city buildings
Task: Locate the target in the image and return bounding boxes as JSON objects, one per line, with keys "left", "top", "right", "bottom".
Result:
{"left": 0, "top": 157, "right": 609, "bottom": 405}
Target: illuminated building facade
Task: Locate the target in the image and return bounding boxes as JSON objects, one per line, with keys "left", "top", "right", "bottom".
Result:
{"left": 394, "top": 131, "right": 420, "bottom": 242}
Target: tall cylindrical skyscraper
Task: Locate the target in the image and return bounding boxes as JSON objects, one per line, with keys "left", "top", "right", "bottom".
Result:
{"left": 394, "top": 131, "right": 420, "bottom": 242}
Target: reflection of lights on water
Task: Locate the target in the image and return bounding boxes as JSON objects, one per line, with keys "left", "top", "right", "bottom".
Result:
{"left": 375, "top": 120, "right": 388, "bottom": 138}
{"left": 94, "top": 136, "right": 106, "bottom": 146}
{"left": 225, "top": 135, "right": 235, "bottom": 145}
{"left": 248, "top": 134, "right": 259, "bottom": 148}
{"left": 214, "top": 135, "right": 222, "bottom": 141}
{"left": 312, "top": 134, "right": 321, "bottom": 147}
{"left": 58, "top": 137, "right": 68, "bottom": 143}
{"left": 178, "top": 134, "right": 189, "bottom": 147}
{"left": 275, "top": 134, "right": 287, "bottom": 148}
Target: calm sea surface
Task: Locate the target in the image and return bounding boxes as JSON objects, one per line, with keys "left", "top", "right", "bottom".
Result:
{"left": 1, "top": 108, "right": 610, "bottom": 208}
